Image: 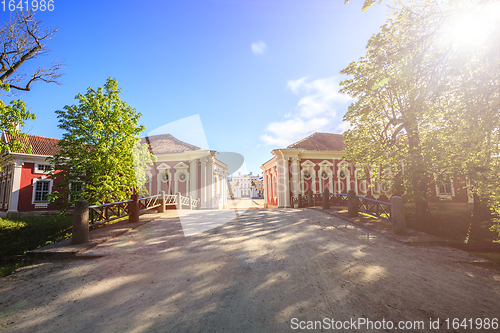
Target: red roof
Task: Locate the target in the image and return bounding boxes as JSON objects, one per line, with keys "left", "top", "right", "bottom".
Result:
{"left": 3, "top": 132, "right": 60, "bottom": 156}
{"left": 141, "top": 134, "right": 200, "bottom": 154}
{"left": 287, "top": 132, "right": 346, "bottom": 151}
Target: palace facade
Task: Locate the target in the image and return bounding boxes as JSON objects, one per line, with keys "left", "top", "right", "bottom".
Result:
{"left": 260, "top": 132, "right": 471, "bottom": 208}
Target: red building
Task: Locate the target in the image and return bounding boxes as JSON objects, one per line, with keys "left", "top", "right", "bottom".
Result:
{"left": 0, "top": 132, "right": 229, "bottom": 218}
{"left": 260, "top": 132, "right": 471, "bottom": 208}
{"left": 0, "top": 132, "right": 62, "bottom": 217}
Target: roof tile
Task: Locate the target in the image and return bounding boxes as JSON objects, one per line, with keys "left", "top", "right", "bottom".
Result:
{"left": 4, "top": 132, "right": 60, "bottom": 156}
{"left": 287, "top": 132, "right": 346, "bottom": 151}
{"left": 141, "top": 134, "right": 200, "bottom": 154}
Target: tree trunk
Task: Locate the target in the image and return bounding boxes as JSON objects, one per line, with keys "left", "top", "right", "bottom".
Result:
{"left": 406, "top": 121, "right": 432, "bottom": 223}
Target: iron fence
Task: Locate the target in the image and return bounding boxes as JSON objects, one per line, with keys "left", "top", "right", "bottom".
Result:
{"left": 356, "top": 196, "right": 391, "bottom": 220}
{"left": 89, "top": 199, "right": 132, "bottom": 226}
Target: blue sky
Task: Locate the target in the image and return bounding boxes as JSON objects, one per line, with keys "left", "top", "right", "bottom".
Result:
{"left": 2, "top": 0, "right": 388, "bottom": 174}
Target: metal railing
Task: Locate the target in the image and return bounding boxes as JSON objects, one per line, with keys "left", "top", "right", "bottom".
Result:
{"left": 291, "top": 192, "right": 391, "bottom": 220}
{"left": 356, "top": 195, "right": 391, "bottom": 220}
{"left": 138, "top": 194, "right": 161, "bottom": 212}
{"left": 89, "top": 199, "right": 132, "bottom": 226}
{"left": 329, "top": 193, "right": 348, "bottom": 206}
{"left": 292, "top": 192, "right": 348, "bottom": 207}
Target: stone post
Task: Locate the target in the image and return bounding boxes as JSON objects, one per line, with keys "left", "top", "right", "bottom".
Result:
{"left": 290, "top": 197, "right": 295, "bottom": 208}
{"left": 297, "top": 194, "right": 303, "bottom": 208}
{"left": 308, "top": 190, "right": 314, "bottom": 207}
{"left": 72, "top": 200, "right": 89, "bottom": 244}
{"left": 391, "top": 196, "right": 406, "bottom": 235}
{"left": 158, "top": 191, "right": 166, "bottom": 213}
{"left": 189, "top": 195, "right": 193, "bottom": 210}
{"left": 177, "top": 192, "right": 182, "bottom": 210}
{"left": 322, "top": 187, "right": 330, "bottom": 209}
{"left": 347, "top": 190, "right": 358, "bottom": 217}
{"left": 129, "top": 194, "right": 140, "bottom": 223}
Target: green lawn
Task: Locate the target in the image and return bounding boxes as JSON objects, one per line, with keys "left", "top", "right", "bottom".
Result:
{"left": 0, "top": 215, "right": 73, "bottom": 277}
{"left": 0, "top": 215, "right": 73, "bottom": 256}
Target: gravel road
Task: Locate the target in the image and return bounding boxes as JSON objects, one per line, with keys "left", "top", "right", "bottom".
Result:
{"left": 1, "top": 208, "right": 499, "bottom": 332}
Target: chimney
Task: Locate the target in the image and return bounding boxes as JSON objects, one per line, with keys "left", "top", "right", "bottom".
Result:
{"left": 250, "top": 172, "right": 252, "bottom": 175}
{"left": 238, "top": 172, "right": 241, "bottom": 176}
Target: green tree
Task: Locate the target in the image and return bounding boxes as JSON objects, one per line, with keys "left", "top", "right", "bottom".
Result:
{"left": 0, "top": 84, "right": 36, "bottom": 153}
{"left": 1, "top": 10, "right": 62, "bottom": 153}
{"left": 340, "top": 0, "right": 499, "bottom": 225}
{"left": 47, "top": 78, "right": 155, "bottom": 209}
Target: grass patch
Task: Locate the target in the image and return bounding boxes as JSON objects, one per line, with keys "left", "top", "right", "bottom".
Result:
{"left": 0, "top": 214, "right": 73, "bottom": 256}
{"left": 0, "top": 214, "right": 73, "bottom": 277}
{"left": 405, "top": 206, "right": 498, "bottom": 244}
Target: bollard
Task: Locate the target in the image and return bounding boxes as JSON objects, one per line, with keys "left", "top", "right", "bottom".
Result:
{"left": 158, "top": 190, "right": 166, "bottom": 213}
{"left": 347, "top": 190, "right": 358, "bottom": 217}
{"left": 290, "top": 197, "right": 295, "bottom": 208}
{"left": 322, "top": 187, "right": 330, "bottom": 209}
{"left": 298, "top": 194, "right": 303, "bottom": 208}
{"left": 177, "top": 192, "right": 182, "bottom": 210}
{"left": 72, "top": 200, "right": 89, "bottom": 244}
{"left": 189, "top": 195, "right": 193, "bottom": 210}
{"left": 308, "top": 190, "right": 314, "bottom": 207}
{"left": 391, "top": 196, "right": 406, "bottom": 235}
{"left": 197, "top": 198, "right": 201, "bottom": 209}
{"left": 129, "top": 194, "right": 139, "bottom": 223}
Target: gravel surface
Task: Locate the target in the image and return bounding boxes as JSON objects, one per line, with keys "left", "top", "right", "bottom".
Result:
{"left": 1, "top": 208, "right": 499, "bottom": 332}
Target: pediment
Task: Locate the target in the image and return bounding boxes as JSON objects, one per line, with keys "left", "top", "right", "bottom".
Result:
{"left": 318, "top": 160, "right": 334, "bottom": 167}
{"left": 156, "top": 163, "right": 171, "bottom": 170}
{"left": 300, "top": 160, "right": 316, "bottom": 167}
{"left": 174, "top": 161, "right": 189, "bottom": 169}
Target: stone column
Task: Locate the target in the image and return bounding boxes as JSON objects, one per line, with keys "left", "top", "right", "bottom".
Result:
{"left": 391, "top": 196, "right": 406, "bottom": 234}
{"left": 177, "top": 192, "right": 182, "bottom": 210}
{"left": 7, "top": 161, "right": 23, "bottom": 217}
{"left": 298, "top": 193, "right": 303, "bottom": 208}
{"left": 158, "top": 190, "right": 166, "bottom": 213}
{"left": 129, "top": 194, "right": 140, "bottom": 223}
{"left": 190, "top": 159, "right": 198, "bottom": 199}
{"left": 308, "top": 190, "right": 314, "bottom": 207}
{"left": 206, "top": 156, "right": 214, "bottom": 209}
{"left": 291, "top": 158, "right": 300, "bottom": 198}
{"left": 283, "top": 158, "right": 290, "bottom": 208}
{"left": 322, "top": 187, "right": 330, "bottom": 209}
{"left": 72, "top": 200, "right": 89, "bottom": 244}
{"left": 200, "top": 158, "right": 207, "bottom": 209}
{"left": 348, "top": 190, "right": 358, "bottom": 217}
{"left": 189, "top": 195, "right": 193, "bottom": 210}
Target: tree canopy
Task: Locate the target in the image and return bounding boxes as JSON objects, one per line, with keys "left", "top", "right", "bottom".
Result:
{"left": 0, "top": 10, "right": 62, "bottom": 154}
{"left": 340, "top": 0, "right": 499, "bottom": 225}
{"left": 47, "top": 78, "right": 155, "bottom": 209}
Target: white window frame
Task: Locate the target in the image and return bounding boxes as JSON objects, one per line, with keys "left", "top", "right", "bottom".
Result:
{"left": 434, "top": 173, "right": 455, "bottom": 200}
{"left": 32, "top": 177, "right": 53, "bottom": 208}
{"left": 34, "top": 162, "right": 52, "bottom": 174}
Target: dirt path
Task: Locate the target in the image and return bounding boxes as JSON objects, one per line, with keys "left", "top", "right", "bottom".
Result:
{"left": 1, "top": 209, "right": 499, "bottom": 332}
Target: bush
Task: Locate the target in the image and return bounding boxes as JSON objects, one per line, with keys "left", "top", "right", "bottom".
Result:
{"left": 0, "top": 214, "right": 72, "bottom": 256}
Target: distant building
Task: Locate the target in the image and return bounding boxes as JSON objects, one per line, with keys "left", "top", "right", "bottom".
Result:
{"left": 227, "top": 172, "right": 263, "bottom": 199}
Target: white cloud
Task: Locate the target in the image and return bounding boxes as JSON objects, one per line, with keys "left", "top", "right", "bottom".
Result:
{"left": 251, "top": 41, "right": 267, "bottom": 55}
{"left": 260, "top": 77, "right": 353, "bottom": 147}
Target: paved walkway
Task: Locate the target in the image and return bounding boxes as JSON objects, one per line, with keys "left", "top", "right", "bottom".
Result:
{"left": 1, "top": 209, "right": 499, "bottom": 332}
